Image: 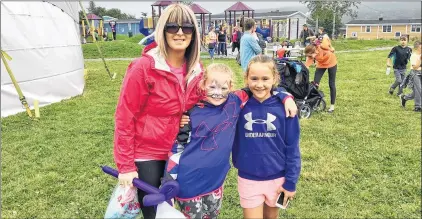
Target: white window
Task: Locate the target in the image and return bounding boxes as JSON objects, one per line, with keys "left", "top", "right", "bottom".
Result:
{"left": 351, "top": 32, "right": 357, "bottom": 37}
{"left": 365, "top": 26, "right": 371, "bottom": 32}
{"left": 395, "top": 32, "right": 401, "bottom": 37}
{"left": 383, "top": 25, "right": 392, "bottom": 33}
{"left": 411, "top": 24, "right": 421, "bottom": 32}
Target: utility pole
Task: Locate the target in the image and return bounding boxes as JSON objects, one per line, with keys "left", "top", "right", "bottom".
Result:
{"left": 332, "top": 12, "right": 336, "bottom": 39}
{"left": 315, "top": 16, "right": 318, "bottom": 32}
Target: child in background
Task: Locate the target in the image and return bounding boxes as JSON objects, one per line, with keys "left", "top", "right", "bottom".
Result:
{"left": 400, "top": 41, "right": 422, "bottom": 112}
{"left": 163, "top": 63, "right": 297, "bottom": 219}
{"left": 233, "top": 55, "right": 301, "bottom": 219}
{"left": 387, "top": 35, "right": 412, "bottom": 96}
{"left": 208, "top": 27, "right": 217, "bottom": 60}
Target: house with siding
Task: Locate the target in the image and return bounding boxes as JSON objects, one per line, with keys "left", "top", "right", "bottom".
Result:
{"left": 103, "top": 19, "right": 142, "bottom": 35}
{"left": 198, "top": 10, "right": 309, "bottom": 40}
{"left": 345, "top": 19, "right": 421, "bottom": 40}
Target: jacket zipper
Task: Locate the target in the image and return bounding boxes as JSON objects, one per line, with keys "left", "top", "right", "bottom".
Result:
{"left": 182, "top": 74, "right": 199, "bottom": 113}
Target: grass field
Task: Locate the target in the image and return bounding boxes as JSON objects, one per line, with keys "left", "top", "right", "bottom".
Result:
{"left": 330, "top": 39, "right": 410, "bottom": 51}
{"left": 1, "top": 50, "right": 421, "bottom": 218}
{"left": 82, "top": 37, "right": 407, "bottom": 59}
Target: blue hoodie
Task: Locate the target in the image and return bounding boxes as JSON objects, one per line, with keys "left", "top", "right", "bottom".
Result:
{"left": 233, "top": 95, "right": 301, "bottom": 192}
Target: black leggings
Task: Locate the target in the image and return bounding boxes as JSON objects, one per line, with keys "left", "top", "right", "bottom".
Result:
{"left": 232, "top": 42, "right": 240, "bottom": 52}
{"left": 135, "top": 160, "right": 166, "bottom": 219}
{"left": 314, "top": 65, "right": 337, "bottom": 105}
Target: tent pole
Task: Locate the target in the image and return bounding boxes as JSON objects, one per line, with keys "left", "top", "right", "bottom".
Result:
{"left": 1, "top": 50, "right": 33, "bottom": 118}
{"left": 79, "top": 1, "right": 113, "bottom": 79}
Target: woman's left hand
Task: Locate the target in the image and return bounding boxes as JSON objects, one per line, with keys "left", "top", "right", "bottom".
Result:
{"left": 284, "top": 97, "right": 298, "bottom": 118}
{"left": 180, "top": 115, "right": 190, "bottom": 127}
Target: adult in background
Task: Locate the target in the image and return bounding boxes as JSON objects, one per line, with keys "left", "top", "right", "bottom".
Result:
{"left": 299, "top": 24, "right": 314, "bottom": 47}
{"left": 316, "top": 27, "right": 327, "bottom": 40}
{"left": 217, "top": 25, "right": 228, "bottom": 57}
{"left": 308, "top": 27, "right": 328, "bottom": 43}
{"left": 231, "top": 26, "right": 242, "bottom": 54}
{"left": 113, "top": 4, "right": 204, "bottom": 219}
{"left": 208, "top": 26, "right": 217, "bottom": 60}
{"left": 239, "top": 18, "right": 262, "bottom": 72}
{"left": 304, "top": 35, "right": 338, "bottom": 113}
{"left": 109, "top": 21, "right": 117, "bottom": 40}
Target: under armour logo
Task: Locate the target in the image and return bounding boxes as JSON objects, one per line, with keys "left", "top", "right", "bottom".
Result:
{"left": 244, "top": 112, "right": 276, "bottom": 131}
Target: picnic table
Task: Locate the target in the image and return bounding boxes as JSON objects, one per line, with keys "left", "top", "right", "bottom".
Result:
{"left": 266, "top": 46, "right": 306, "bottom": 61}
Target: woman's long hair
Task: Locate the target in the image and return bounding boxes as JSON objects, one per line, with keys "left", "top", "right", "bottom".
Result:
{"left": 154, "top": 3, "right": 201, "bottom": 81}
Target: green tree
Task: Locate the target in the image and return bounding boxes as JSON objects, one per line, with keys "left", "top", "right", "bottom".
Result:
{"left": 306, "top": 9, "right": 342, "bottom": 38}
{"left": 126, "top": 14, "right": 136, "bottom": 19}
{"left": 82, "top": 2, "right": 138, "bottom": 20}
{"left": 181, "top": 0, "right": 193, "bottom": 6}
{"left": 79, "top": 11, "right": 84, "bottom": 22}
{"left": 94, "top": 7, "right": 107, "bottom": 17}
{"left": 88, "top": 1, "right": 96, "bottom": 13}
{"left": 301, "top": 1, "right": 360, "bottom": 38}
{"left": 105, "top": 8, "right": 123, "bottom": 18}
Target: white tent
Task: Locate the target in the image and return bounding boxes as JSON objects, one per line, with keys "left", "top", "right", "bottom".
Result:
{"left": 1, "top": 1, "right": 84, "bottom": 117}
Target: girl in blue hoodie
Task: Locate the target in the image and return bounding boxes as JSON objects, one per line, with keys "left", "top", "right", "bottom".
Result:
{"left": 162, "top": 63, "right": 296, "bottom": 219}
{"left": 233, "top": 55, "right": 301, "bottom": 219}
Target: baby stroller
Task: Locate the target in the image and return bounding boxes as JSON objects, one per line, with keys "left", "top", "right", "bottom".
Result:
{"left": 276, "top": 58, "right": 326, "bottom": 119}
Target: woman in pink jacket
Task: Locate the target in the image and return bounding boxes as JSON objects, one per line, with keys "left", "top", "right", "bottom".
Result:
{"left": 114, "top": 4, "right": 203, "bottom": 218}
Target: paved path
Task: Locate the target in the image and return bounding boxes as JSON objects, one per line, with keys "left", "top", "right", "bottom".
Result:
{"left": 84, "top": 47, "right": 392, "bottom": 62}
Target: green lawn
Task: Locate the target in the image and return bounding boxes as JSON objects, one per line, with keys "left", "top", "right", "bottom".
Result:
{"left": 82, "top": 41, "right": 144, "bottom": 59}
{"left": 331, "top": 39, "right": 411, "bottom": 51}
{"left": 82, "top": 38, "right": 409, "bottom": 59}
{"left": 1, "top": 50, "right": 421, "bottom": 218}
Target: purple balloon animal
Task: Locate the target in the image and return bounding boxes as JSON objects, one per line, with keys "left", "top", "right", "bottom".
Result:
{"left": 101, "top": 166, "right": 179, "bottom": 207}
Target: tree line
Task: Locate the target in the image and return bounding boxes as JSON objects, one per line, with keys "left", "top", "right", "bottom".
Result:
{"left": 79, "top": 1, "right": 147, "bottom": 21}
{"left": 301, "top": 1, "right": 361, "bottom": 38}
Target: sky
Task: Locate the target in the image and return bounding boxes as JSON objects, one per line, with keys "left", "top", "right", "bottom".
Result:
{"left": 82, "top": 1, "right": 306, "bottom": 18}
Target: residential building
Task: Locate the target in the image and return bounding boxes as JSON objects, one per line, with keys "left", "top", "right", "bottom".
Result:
{"left": 345, "top": 19, "right": 421, "bottom": 40}
{"left": 198, "top": 10, "right": 309, "bottom": 40}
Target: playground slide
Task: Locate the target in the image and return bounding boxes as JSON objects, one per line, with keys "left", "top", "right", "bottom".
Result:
{"left": 139, "top": 18, "right": 155, "bottom": 46}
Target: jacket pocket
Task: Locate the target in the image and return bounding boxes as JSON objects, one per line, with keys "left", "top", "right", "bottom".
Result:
{"left": 141, "top": 115, "right": 178, "bottom": 148}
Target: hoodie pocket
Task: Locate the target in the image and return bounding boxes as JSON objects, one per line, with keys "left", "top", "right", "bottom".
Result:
{"left": 238, "top": 152, "right": 285, "bottom": 178}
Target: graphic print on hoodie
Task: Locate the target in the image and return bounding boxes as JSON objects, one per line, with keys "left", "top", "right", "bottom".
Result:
{"left": 164, "top": 90, "right": 293, "bottom": 199}
{"left": 233, "top": 94, "right": 301, "bottom": 192}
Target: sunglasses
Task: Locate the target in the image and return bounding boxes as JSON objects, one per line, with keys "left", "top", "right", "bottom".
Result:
{"left": 165, "top": 23, "right": 195, "bottom": 34}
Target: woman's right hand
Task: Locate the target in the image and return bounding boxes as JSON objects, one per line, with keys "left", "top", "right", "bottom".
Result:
{"left": 180, "top": 115, "right": 190, "bottom": 127}
{"left": 118, "top": 171, "right": 138, "bottom": 188}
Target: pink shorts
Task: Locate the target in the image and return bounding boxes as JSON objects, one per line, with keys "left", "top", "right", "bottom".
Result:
{"left": 237, "top": 176, "right": 285, "bottom": 209}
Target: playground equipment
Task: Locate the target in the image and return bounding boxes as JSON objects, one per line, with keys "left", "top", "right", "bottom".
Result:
{"left": 139, "top": 17, "right": 155, "bottom": 46}
{"left": 224, "top": 2, "right": 254, "bottom": 41}
{"left": 151, "top": 1, "right": 173, "bottom": 29}
{"left": 190, "top": 3, "right": 212, "bottom": 47}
